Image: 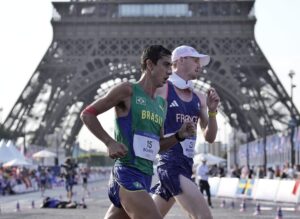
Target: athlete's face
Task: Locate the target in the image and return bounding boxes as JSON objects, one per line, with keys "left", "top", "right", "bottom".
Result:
{"left": 152, "top": 56, "right": 172, "bottom": 87}
{"left": 182, "top": 56, "right": 202, "bottom": 80}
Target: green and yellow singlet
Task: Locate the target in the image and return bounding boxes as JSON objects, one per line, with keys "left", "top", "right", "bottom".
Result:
{"left": 114, "top": 83, "right": 166, "bottom": 175}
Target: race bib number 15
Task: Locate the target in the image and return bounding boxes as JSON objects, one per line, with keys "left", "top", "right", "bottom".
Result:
{"left": 133, "top": 131, "right": 160, "bottom": 161}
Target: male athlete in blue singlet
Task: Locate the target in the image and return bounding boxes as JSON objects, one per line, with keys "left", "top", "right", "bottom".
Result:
{"left": 152, "top": 45, "right": 220, "bottom": 219}
{"left": 81, "top": 45, "right": 196, "bottom": 219}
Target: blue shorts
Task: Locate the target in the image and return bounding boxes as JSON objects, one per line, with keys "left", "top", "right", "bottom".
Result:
{"left": 151, "top": 164, "right": 192, "bottom": 201}
{"left": 108, "top": 165, "right": 152, "bottom": 208}
{"left": 40, "top": 179, "right": 47, "bottom": 186}
{"left": 65, "top": 179, "right": 74, "bottom": 192}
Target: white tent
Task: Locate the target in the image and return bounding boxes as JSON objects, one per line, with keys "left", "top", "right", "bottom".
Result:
{"left": 6, "top": 140, "right": 26, "bottom": 160}
{"left": 193, "top": 153, "right": 226, "bottom": 166}
{"left": 0, "top": 141, "right": 31, "bottom": 165}
{"left": 32, "top": 149, "right": 57, "bottom": 158}
{"left": 0, "top": 139, "right": 6, "bottom": 147}
{"left": 3, "top": 158, "right": 32, "bottom": 167}
{"left": 0, "top": 141, "right": 17, "bottom": 163}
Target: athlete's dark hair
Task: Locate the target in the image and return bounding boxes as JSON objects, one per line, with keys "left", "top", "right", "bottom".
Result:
{"left": 140, "top": 45, "right": 171, "bottom": 71}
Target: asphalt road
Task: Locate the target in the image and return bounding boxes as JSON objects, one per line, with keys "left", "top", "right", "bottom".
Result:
{"left": 0, "top": 179, "right": 299, "bottom": 219}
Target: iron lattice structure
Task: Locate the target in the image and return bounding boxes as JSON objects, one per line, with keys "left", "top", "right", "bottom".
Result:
{"left": 3, "top": 0, "right": 299, "bottom": 154}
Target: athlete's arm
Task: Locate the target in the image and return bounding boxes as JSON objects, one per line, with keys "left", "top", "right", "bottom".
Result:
{"left": 159, "top": 121, "right": 196, "bottom": 152}
{"left": 196, "top": 88, "right": 219, "bottom": 143}
{"left": 80, "top": 82, "right": 132, "bottom": 158}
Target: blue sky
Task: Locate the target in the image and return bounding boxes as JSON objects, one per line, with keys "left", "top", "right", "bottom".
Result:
{"left": 0, "top": 0, "right": 299, "bottom": 150}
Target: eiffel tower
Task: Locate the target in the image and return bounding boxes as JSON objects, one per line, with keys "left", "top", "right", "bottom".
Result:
{"left": 3, "top": 0, "right": 299, "bottom": 155}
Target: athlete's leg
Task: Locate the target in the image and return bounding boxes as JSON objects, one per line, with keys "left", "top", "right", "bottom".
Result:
{"left": 174, "top": 175, "right": 212, "bottom": 219}
{"left": 104, "top": 204, "right": 130, "bottom": 219}
{"left": 152, "top": 194, "right": 175, "bottom": 217}
{"left": 119, "top": 187, "right": 163, "bottom": 219}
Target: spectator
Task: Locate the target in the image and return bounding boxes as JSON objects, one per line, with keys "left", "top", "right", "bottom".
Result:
{"left": 61, "top": 157, "right": 78, "bottom": 201}
{"left": 266, "top": 167, "right": 275, "bottom": 179}
{"left": 240, "top": 165, "right": 249, "bottom": 179}
{"left": 197, "top": 157, "right": 213, "bottom": 208}
{"left": 230, "top": 165, "right": 240, "bottom": 178}
{"left": 81, "top": 168, "right": 90, "bottom": 197}
{"left": 274, "top": 165, "right": 281, "bottom": 178}
{"left": 248, "top": 166, "right": 254, "bottom": 179}
{"left": 257, "top": 166, "right": 265, "bottom": 179}
{"left": 39, "top": 168, "right": 47, "bottom": 197}
{"left": 218, "top": 165, "right": 225, "bottom": 177}
{"left": 209, "top": 164, "right": 219, "bottom": 177}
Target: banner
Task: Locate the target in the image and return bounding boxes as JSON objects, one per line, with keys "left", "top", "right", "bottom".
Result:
{"left": 292, "top": 180, "right": 300, "bottom": 195}
{"left": 236, "top": 178, "right": 255, "bottom": 197}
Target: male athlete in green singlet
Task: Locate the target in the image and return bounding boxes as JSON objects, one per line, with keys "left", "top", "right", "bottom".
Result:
{"left": 81, "top": 45, "right": 196, "bottom": 219}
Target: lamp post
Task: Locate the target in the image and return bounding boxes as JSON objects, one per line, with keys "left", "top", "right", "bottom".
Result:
{"left": 233, "top": 129, "right": 237, "bottom": 166}
{"left": 54, "top": 128, "right": 62, "bottom": 166}
{"left": 263, "top": 119, "right": 267, "bottom": 176}
{"left": 288, "top": 70, "right": 296, "bottom": 166}
{"left": 246, "top": 132, "right": 249, "bottom": 167}
{"left": 224, "top": 120, "right": 231, "bottom": 175}
{"left": 23, "top": 129, "right": 26, "bottom": 156}
{"left": 288, "top": 70, "right": 296, "bottom": 102}
{"left": 22, "top": 115, "right": 29, "bottom": 156}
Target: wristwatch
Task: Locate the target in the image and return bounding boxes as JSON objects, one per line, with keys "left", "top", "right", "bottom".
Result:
{"left": 175, "top": 132, "right": 185, "bottom": 142}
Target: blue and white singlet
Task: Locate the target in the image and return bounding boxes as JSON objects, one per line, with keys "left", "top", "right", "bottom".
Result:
{"left": 157, "top": 81, "right": 201, "bottom": 174}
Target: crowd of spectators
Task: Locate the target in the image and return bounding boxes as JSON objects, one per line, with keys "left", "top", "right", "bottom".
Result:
{"left": 2, "top": 161, "right": 299, "bottom": 197}
{"left": 0, "top": 164, "right": 110, "bottom": 196}
{"left": 192, "top": 161, "right": 300, "bottom": 181}
{"left": 228, "top": 162, "right": 300, "bottom": 180}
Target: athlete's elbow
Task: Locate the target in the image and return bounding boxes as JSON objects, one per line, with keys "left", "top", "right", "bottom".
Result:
{"left": 205, "top": 136, "right": 216, "bottom": 144}
{"left": 206, "top": 139, "right": 215, "bottom": 144}
{"left": 81, "top": 105, "right": 99, "bottom": 124}
{"left": 80, "top": 112, "right": 86, "bottom": 123}
{"left": 80, "top": 112, "right": 92, "bottom": 125}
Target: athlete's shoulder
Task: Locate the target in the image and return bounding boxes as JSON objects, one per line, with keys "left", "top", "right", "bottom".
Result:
{"left": 193, "top": 89, "right": 206, "bottom": 106}
{"left": 111, "top": 81, "right": 133, "bottom": 97}
{"left": 118, "top": 81, "right": 133, "bottom": 90}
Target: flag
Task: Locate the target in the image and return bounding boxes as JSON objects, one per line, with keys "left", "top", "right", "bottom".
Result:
{"left": 237, "top": 179, "right": 254, "bottom": 196}
{"left": 292, "top": 180, "right": 300, "bottom": 195}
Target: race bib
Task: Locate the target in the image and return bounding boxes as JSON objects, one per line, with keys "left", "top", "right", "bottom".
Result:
{"left": 133, "top": 131, "right": 160, "bottom": 161}
{"left": 180, "top": 137, "right": 196, "bottom": 158}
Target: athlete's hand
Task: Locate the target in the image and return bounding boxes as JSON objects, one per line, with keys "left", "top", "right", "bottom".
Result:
{"left": 107, "top": 141, "right": 128, "bottom": 159}
{"left": 207, "top": 87, "right": 220, "bottom": 112}
{"left": 178, "top": 121, "right": 196, "bottom": 139}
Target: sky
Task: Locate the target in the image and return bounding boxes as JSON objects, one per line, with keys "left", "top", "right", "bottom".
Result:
{"left": 0, "top": 0, "right": 300, "bottom": 151}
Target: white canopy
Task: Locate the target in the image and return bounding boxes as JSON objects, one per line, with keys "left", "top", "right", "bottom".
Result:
{"left": 0, "top": 139, "right": 6, "bottom": 147}
{"left": 6, "top": 140, "right": 26, "bottom": 160}
{"left": 0, "top": 141, "right": 18, "bottom": 163}
{"left": 3, "top": 158, "right": 32, "bottom": 167}
{"left": 193, "top": 153, "right": 226, "bottom": 166}
{"left": 32, "top": 149, "right": 57, "bottom": 158}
